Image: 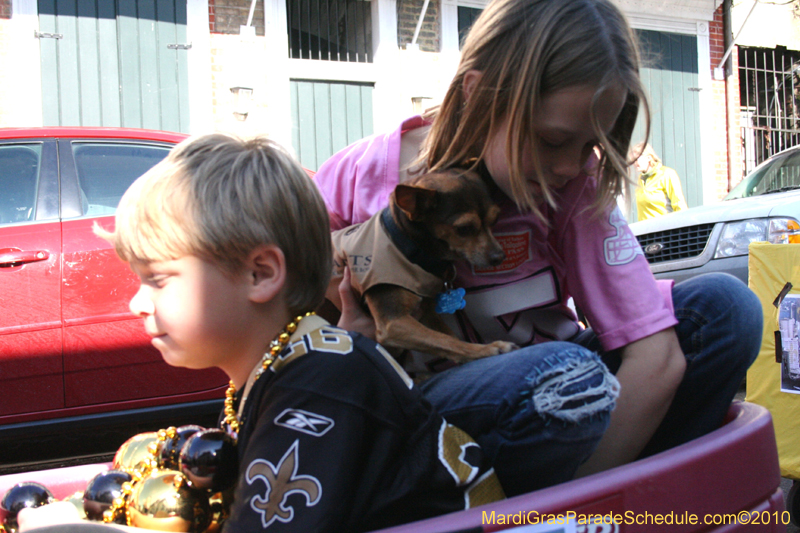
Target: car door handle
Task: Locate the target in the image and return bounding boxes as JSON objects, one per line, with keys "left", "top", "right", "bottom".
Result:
{"left": 0, "top": 249, "right": 50, "bottom": 266}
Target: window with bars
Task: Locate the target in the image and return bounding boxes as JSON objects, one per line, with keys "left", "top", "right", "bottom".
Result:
{"left": 457, "top": 6, "right": 481, "bottom": 49}
{"left": 287, "top": 0, "right": 372, "bottom": 62}
{"left": 739, "top": 46, "right": 800, "bottom": 174}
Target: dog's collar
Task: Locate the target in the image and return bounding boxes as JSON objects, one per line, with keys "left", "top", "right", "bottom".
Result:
{"left": 380, "top": 207, "right": 452, "bottom": 279}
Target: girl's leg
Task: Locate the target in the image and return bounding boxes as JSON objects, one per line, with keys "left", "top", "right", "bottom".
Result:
{"left": 639, "top": 272, "right": 761, "bottom": 456}
{"left": 420, "top": 342, "right": 619, "bottom": 496}
{"left": 589, "top": 272, "right": 762, "bottom": 457}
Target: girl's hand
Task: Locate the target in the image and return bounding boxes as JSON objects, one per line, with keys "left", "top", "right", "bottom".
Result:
{"left": 337, "top": 266, "right": 376, "bottom": 340}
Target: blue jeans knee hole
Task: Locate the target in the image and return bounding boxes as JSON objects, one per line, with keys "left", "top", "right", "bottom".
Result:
{"left": 529, "top": 353, "right": 620, "bottom": 424}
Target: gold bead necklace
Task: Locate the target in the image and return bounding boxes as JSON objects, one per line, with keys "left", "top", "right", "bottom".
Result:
{"left": 103, "top": 427, "right": 182, "bottom": 524}
{"left": 102, "top": 312, "right": 315, "bottom": 526}
{"left": 222, "top": 311, "right": 315, "bottom": 437}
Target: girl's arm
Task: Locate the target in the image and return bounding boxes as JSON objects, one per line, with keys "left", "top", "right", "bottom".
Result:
{"left": 574, "top": 327, "right": 686, "bottom": 477}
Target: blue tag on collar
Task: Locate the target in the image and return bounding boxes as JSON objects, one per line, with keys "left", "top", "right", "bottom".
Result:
{"left": 436, "top": 287, "right": 466, "bottom": 314}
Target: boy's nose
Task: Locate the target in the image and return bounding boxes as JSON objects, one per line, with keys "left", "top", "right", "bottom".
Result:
{"left": 129, "top": 286, "right": 154, "bottom": 317}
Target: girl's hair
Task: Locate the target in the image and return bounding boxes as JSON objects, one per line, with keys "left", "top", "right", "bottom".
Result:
{"left": 422, "top": 0, "right": 649, "bottom": 220}
{"left": 630, "top": 142, "right": 662, "bottom": 167}
{"left": 99, "top": 133, "right": 332, "bottom": 315}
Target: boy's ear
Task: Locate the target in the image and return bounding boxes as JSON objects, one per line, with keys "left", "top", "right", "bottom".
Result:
{"left": 246, "top": 245, "right": 286, "bottom": 304}
{"left": 463, "top": 69, "right": 483, "bottom": 103}
{"left": 394, "top": 185, "right": 437, "bottom": 221}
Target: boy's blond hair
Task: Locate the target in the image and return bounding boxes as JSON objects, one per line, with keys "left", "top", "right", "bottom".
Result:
{"left": 103, "top": 133, "right": 332, "bottom": 315}
{"left": 421, "top": 0, "right": 649, "bottom": 221}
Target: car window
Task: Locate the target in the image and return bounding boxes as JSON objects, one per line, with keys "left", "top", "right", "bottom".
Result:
{"left": 72, "top": 142, "right": 172, "bottom": 216}
{"left": 726, "top": 149, "right": 800, "bottom": 199}
{"left": 0, "top": 143, "right": 42, "bottom": 226}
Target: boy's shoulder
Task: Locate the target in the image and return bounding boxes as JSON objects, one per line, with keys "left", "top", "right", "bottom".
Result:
{"left": 266, "top": 321, "right": 419, "bottom": 417}
{"left": 272, "top": 321, "right": 407, "bottom": 377}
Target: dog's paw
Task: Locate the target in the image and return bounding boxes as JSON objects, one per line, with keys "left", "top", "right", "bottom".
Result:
{"left": 462, "top": 341, "right": 520, "bottom": 359}
{"left": 489, "top": 340, "right": 519, "bottom": 354}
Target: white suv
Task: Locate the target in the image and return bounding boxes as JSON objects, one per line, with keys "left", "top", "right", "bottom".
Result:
{"left": 630, "top": 146, "right": 800, "bottom": 285}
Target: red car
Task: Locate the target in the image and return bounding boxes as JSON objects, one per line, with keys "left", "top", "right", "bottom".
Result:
{"left": 0, "top": 128, "right": 227, "bottom": 467}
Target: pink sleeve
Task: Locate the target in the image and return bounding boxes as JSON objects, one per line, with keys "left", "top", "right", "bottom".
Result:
{"left": 656, "top": 278, "right": 675, "bottom": 315}
{"left": 557, "top": 178, "right": 678, "bottom": 352}
{"left": 314, "top": 120, "right": 410, "bottom": 230}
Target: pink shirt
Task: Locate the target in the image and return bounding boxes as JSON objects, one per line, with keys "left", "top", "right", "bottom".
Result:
{"left": 315, "top": 116, "right": 677, "bottom": 352}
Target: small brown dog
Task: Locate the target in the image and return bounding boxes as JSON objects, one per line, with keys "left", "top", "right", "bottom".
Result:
{"left": 328, "top": 169, "right": 518, "bottom": 365}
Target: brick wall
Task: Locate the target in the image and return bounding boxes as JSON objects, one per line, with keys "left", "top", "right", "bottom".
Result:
{"left": 708, "top": 4, "right": 743, "bottom": 199}
{"left": 209, "top": 0, "right": 265, "bottom": 36}
{"left": 209, "top": 0, "right": 216, "bottom": 31}
{"left": 397, "top": 0, "right": 440, "bottom": 52}
{"left": 0, "top": 0, "right": 11, "bottom": 19}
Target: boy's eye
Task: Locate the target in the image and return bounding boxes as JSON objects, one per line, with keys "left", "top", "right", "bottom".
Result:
{"left": 146, "top": 274, "right": 169, "bottom": 287}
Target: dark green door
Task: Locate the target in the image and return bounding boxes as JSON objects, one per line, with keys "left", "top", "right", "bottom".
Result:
{"left": 634, "top": 29, "right": 702, "bottom": 211}
{"left": 38, "top": 0, "right": 190, "bottom": 133}
{"left": 290, "top": 79, "right": 374, "bottom": 171}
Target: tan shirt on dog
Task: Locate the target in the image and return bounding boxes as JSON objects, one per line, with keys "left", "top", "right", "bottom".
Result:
{"left": 331, "top": 211, "right": 444, "bottom": 301}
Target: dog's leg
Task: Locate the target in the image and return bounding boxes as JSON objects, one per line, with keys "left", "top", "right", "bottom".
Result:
{"left": 381, "top": 315, "right": 518, "bottom": 362}
{"left": 366, "top": 286, "right": 518, "bottom": 363}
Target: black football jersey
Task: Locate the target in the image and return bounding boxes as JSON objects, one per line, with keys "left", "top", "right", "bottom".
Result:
{"left": 221, "top": 324, "right": 504, "bottom": 532}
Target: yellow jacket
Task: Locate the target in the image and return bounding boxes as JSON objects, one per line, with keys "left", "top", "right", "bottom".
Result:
{"left": 635, "top": 163, "right": 687, "bottom": 221}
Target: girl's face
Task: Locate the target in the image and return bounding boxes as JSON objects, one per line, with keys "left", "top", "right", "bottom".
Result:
{"left": 484, "top": 84, "right": 627, "bottom": 202}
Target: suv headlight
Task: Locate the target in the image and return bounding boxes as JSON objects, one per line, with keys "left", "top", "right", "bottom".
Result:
{"left": 714, "top": 218, "right": 800, "bottom": 258}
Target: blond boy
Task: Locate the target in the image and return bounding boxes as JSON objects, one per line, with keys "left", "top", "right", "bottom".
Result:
{"left": 19, "top": 134, "right": 502, "bottom": 533}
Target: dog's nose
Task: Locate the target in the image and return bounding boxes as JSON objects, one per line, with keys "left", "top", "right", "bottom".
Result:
{"left": 488, "top": 249, "right": 505, "bottom": 266}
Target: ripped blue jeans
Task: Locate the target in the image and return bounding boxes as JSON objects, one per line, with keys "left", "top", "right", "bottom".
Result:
{"left": 421, "top": 273, "right": 761, "bottom": 497}
{"left": 421, "top": 343, "right": 618, "bottom": 497}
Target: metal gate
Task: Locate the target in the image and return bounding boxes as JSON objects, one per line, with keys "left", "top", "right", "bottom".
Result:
{"left": 286, "top": 0, "right": 372, "bottom": 62}
{"left": 37, "top": 0, "right": 190, "bottom": 132}
{"left": 739, "top": 46, "right": 800, "bottom": 175}
{"left": 634, "top": 29, "right": 703, "bottom": 211}
{"left": 290, "top": 79, "right": 373, "bottom": 171}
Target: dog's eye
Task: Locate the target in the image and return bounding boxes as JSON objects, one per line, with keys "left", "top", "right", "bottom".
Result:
{"left": 455, "top": 224, "right": 477, "bottom": 237}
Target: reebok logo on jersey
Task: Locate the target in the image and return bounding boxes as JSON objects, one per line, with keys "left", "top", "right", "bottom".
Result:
{"left": 274, "top": 409, "right": 335, "bottom": 437}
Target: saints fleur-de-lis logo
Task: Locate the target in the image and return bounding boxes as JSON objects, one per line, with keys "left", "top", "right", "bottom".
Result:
{"left": 246, "top": 440, "right": 322, "bottom": 528}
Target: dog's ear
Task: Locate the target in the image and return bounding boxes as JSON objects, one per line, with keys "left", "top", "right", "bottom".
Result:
{"left": 394, "top": 185, "right": 437, "bottom": 220}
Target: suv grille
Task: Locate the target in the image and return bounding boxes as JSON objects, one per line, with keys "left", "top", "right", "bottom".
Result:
{"left": 636, "top": 223, "right": 715, "bottom": 264}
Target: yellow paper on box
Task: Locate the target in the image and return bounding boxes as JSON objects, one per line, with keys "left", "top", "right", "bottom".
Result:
{"left": 747, "top": 242, "right": 800, "bottom": 480}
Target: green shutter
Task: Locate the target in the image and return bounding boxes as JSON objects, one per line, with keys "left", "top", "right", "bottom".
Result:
{"left": 290, "top": 79, "right": 374, "bottom": 171}
{"left": 38, "top": 0, "right": 189, "bottom": 132}
{"left": 633, "top": 30, "right": 702, "bottom": 210}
